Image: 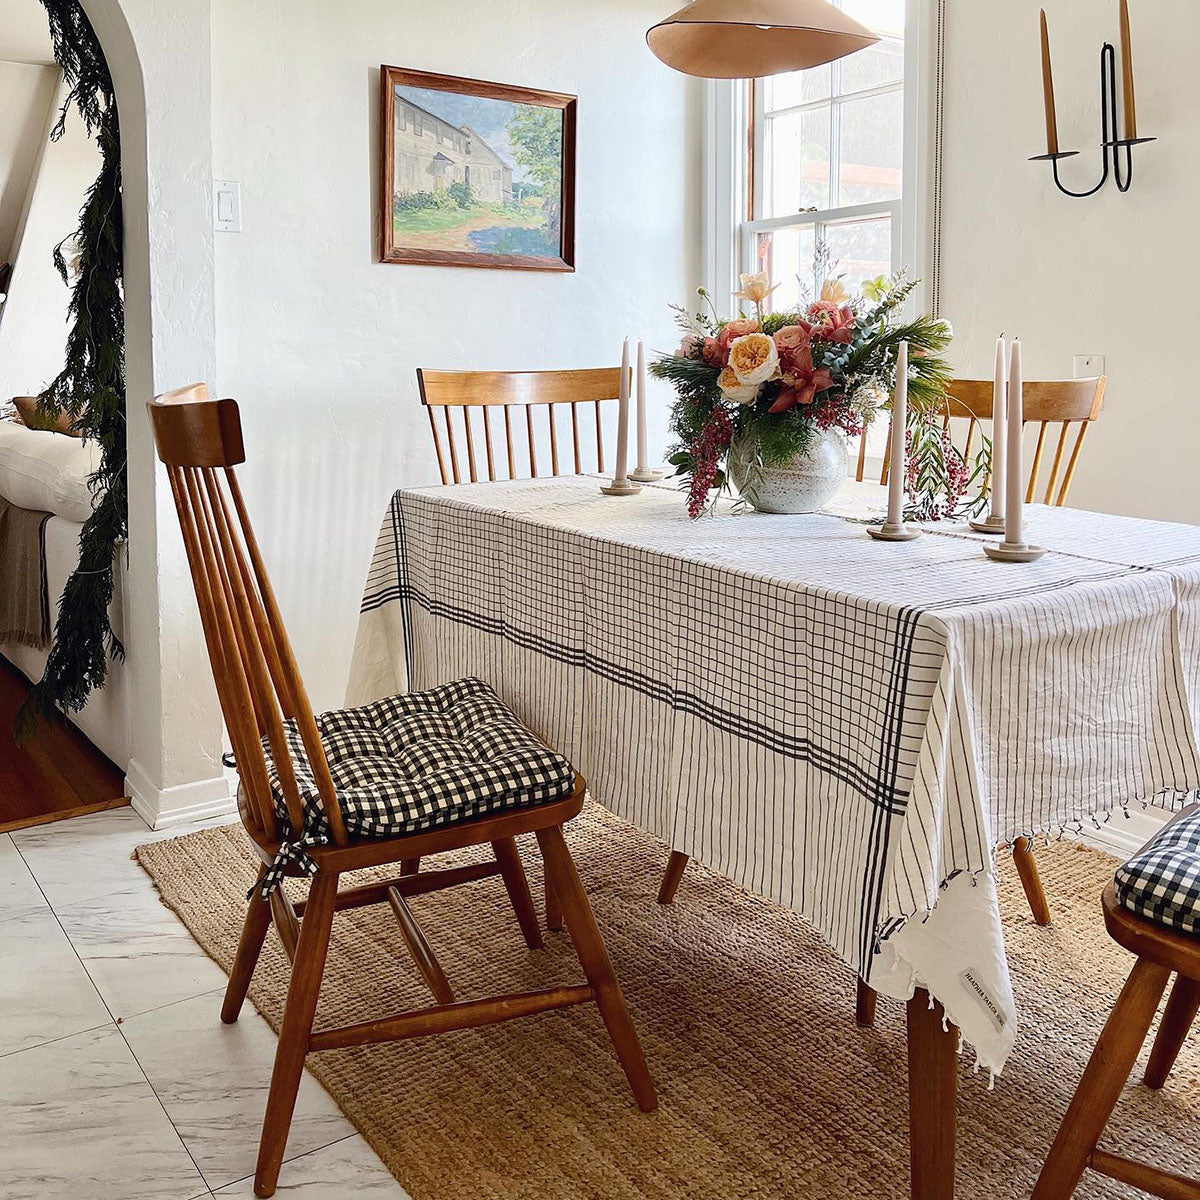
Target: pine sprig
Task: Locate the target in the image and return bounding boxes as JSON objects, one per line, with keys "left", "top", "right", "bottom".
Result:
{"left": 17, "top": 0, "right": 126, "bottom": 741}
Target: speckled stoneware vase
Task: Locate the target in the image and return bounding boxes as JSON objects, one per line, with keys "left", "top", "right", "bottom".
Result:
{"left": 728, "top": 428, "right": 849, "bottom": 514}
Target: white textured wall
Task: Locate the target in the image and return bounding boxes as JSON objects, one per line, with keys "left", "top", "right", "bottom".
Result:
{"left": 211, "top": 0, "right": 703, "bottom": 711}
{"left": 938, "top": 0, "right": 1189, "bottom": 520}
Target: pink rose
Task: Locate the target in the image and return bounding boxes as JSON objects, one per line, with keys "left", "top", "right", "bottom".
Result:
{"left": 772, "top": 323, "right": 814, "bottom": 377}
{"left": 768, "top": 366, "right": 834, "bottom": 413}
{"left": 802, "top": 301, "right": 856, "bottom": 345}
{"left": 702, "top": 337, "right": 725, "bottom": 367}
{"left": 676, "top": 334, "right": 704, "bottom": 359}
{"left": 717, "top": 317, "right": 761, "bottom": 355}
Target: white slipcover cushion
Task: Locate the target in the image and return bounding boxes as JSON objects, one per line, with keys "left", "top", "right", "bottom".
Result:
{"left": 0, "top": 420, "right": 100, "bottom": 522}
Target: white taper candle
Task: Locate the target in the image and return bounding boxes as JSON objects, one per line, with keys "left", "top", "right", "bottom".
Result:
{"left": 635, "top": 340, "right": 648, "bottom": 474}
{"left": 989, "top": 335, "right": 1008, "bottom": 523}
{"left": 1005, "top": 339, "right": 1024, "bottom": 545}
{"left": 613, "top": 337, "right": 632, "bottom": 485}
{"left": 887, "top": 341, "right": 908, "bottom": 527}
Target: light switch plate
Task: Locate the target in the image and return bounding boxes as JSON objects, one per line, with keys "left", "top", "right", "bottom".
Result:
{"left": 213, "top": 180, "right": 241, "bottom": 233}
{"left": 1073, "top": 354, "right": 1104, "bottom": 378}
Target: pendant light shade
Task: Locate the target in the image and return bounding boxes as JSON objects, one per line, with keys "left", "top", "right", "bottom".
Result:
{"left": 647, "top": 0, "right": 879, "bottom": 79}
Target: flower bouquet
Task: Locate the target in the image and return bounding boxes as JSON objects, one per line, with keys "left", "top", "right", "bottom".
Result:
{"left": 650, "top": 270, "right": 963, "bottom": 519}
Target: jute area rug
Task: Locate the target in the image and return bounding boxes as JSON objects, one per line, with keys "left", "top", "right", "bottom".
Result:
{"left": 137, "top": 804, "right": 1200, "bottom": 1200}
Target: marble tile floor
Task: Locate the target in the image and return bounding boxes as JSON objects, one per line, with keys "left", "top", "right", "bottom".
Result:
{"left": 0, "top": 806, "right": 411, "bottom": 1199}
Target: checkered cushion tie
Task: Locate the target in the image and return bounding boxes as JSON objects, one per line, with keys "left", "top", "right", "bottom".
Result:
{"left": 252, "top": 678, "right": 575, "bottom": 893}
{"left": 1114, "top": 808, "right": 1200, "bottom": 934}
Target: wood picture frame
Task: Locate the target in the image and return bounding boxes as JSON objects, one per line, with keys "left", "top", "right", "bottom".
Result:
{"left": 379, "top": 66, "right": 577, "bottom": 272}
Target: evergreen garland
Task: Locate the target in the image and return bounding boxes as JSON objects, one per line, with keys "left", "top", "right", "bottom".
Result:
{"left": 16, "top": 0, "right": 126, "bottom": 741}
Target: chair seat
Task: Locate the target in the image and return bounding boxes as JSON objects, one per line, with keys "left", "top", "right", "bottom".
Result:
{"left": 265, "top": 677, "right": 576, "bottom": 842}
{"left": 1114, "top": 807, "right": 1200, "bottom": 935}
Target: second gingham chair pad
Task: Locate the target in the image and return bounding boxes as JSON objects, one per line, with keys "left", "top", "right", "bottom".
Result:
{"left": 1114, "top": 808, "right": 1200, "bottom": 935}
{"left": 264, "top": 677, "right": 576, "bottom": 843}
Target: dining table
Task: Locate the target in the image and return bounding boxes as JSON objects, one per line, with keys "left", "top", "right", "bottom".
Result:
{"left": 345, "top": 474, "right": 1200, "bottom": 1199}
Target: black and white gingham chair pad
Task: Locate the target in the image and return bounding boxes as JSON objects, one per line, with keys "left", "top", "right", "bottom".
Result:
{"left": 262, "top": 677, "right": 576, "bottom": 844}
{"left": 1114, "top": 808, "right": 1200, "bottom": 935}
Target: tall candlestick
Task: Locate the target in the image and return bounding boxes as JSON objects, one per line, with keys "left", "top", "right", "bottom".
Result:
{"left": 630, "top": 339, "right": 665, "bottom": 483}
{"left": 1005, "top": 339, "right": 1024, "bottom": 545}
{"left": 887, "top": 341, "right": 908, "bottom": 526}
{"left": 1040, "top": 10, "right": 1060, "bottom": 156}
{"left": 600, "top": 338, "right": 640, "bottom": 496}
{"left": 868, "top": 342, "right": 920, "bottom": 541}
{"left": 1119, "top": 0, "right": 1137, "bottom": 139}
{"left": 989, "top": 336, "right": 1008, "bottom": 519}
{"left": 984, "top": 337, "right": 1045, "bottom": 561}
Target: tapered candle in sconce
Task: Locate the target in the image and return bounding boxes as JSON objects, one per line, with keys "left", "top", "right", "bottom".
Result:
{"left": 1119, "top": 0, "right": 1137, "bottom": 139}
{"left": 601, "top": 338, "right": 641, "bottom": 496}
{"left": 1040, "top": 9, "right": 1060, "bottom": 156}
{"left": 970, "top": 335, "right": 1008, "bottom": 534}
{"left": 984, "top": 337, "right": 1045, "bottom": 562}
{"left": 867, "top": 341, "right": 921, "bottom": 542}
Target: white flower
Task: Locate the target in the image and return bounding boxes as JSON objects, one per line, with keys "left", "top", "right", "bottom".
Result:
{"left": 728, "top": 332, "right": 779, "bottom": 388}
{"left": 853, "top": 382, "right": 889, "bottom": 411}
{"left": 733, "top": 271, "right": 780, "bottom": 306}
{"left": 718, "top": 366, "right": 760, "bottom": 405}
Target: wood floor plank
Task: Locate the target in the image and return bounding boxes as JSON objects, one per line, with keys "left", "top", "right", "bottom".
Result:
{"left": 0, "top": 654, "right": 126, "bottom": 831}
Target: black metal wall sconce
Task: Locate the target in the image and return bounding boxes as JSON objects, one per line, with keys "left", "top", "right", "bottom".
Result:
{"left": 1031, "top": 3, "right": 1155, "bottom": 197}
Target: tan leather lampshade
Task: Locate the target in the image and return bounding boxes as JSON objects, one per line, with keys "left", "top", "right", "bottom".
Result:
{"left": 647, "top": 0, "right": 879, "bottom": 78}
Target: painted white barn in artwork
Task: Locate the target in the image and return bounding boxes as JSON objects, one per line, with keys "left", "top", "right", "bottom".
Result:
{"left": 393, "top": 97, "right": 514, "bottom": 203}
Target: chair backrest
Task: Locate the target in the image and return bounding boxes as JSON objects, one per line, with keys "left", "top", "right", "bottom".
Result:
{"left": 417, "top": 367, "right": 626, "bottom": 484}
{"left": 855, "top": 375, "right": 1106, "bottom": 507}
{"left": 148, "top": 384, "right": 347, "bottom": 849}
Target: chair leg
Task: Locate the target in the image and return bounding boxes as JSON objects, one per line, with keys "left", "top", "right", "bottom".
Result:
{"left": 1145, "top": 974, "right": 1200, "bottom": 1090}
{"left": 545, "top": 868, "right": 563, "bottom": 932}
{"left": 401, "top": 858, "right": 420, "bottom": 876}
{"left": 536, "top": 825, "right": 658, "bottom": 1113}
{"left": 856, "top": 978, "right": 878, "bottom": 1028}
{"left": 269, "top": 889, "right": 300, "bottom": 963}
{"left": 1014, "top": 837, "right": 1052, "bottom": 926}
{"left": 1032, "top": 957, "right": 1170, "bottom": 1200}
{"left": 254, "top": 869, "right": 339, "bottom": 1199}
{"left": 657, "top": 850, "right": 690, "bottom": 906}
{"left": 492, "top": 837, "right": 543, "bottom": 950}
{"left": 222, "top": 885, "right": 272, "bottom": 1024}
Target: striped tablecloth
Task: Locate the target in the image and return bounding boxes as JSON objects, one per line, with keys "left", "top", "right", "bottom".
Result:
{"left": 346, "top": 478, "right": 1200, "bottom": 1074}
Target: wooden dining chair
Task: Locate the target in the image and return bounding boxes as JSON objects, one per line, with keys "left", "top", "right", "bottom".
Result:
{"left": 418, "top": 366, "right": 626, "bottom": 483}
{"left": 150, "top": 383, "right": 656, "bottom": 1199}
{"left": 855, "top": 375, "right": 1107, "bottom": 507}
{"left": 850, "top": 373, "right": 1109, "bottom": 935}
{"left": 1033, "top": 805, "right": 1200, "bottom": 1200}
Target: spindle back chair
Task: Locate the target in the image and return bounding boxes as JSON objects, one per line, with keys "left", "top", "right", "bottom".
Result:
{"left": 418, "top": 366, "right": 626, "bottom": 483}
{"left": 855, "top": 375, "right": 1107, "bottom": 507}
{"left": 150, "top": 384, "right": 657, "bottom": 1198}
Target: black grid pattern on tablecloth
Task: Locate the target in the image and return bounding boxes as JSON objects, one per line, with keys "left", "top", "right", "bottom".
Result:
{"left": 263, "top": 677, "right": 575, "bottom": 841}
{"left": 1115, "top": 808, "right": 1200, "bottom": 934}
{"left": 355, "top": 482, "right": 1200, "bottom": 979}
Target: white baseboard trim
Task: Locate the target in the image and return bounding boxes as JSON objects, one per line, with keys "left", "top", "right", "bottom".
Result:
{"left": 126, "top": 758, "right": 235, "bottom": 830}
{"left": 1074, "top": 805, "right": 1173, "bottom": 859}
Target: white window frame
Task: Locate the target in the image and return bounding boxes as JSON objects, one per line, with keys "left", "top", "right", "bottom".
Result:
{"left": 703, "top": 0, "right": 940, "bottom": 317}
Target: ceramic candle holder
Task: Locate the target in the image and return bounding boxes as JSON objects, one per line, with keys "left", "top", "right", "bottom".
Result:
{"left": 868, "top": 522, "right": 922, "bottom": 542}
{"left": 984, "top": 541, "right": 1046, "bottom": 563}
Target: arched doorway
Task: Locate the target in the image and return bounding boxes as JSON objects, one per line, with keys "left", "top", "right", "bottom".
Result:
{"left": 74, "top": 0, "right": 228, "bottom": 827}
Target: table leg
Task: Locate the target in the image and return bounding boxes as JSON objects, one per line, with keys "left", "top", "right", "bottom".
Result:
{"left": 907, "top": 988, "right": 957, "bottom": 1200}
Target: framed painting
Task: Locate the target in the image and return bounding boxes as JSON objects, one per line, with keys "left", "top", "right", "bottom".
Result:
{"left": 380, "top": 66, "right": 577, "bottom": 272}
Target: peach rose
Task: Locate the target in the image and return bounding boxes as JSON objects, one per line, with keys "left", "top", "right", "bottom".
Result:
{"left": 728, "top": 332, "right": 780, "bottom": 388}
{"left": 718, "top": 365, "right": 759, "bottom": 405}
{"left": 717, "top": 317, "right": 761, "bottom": 355}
